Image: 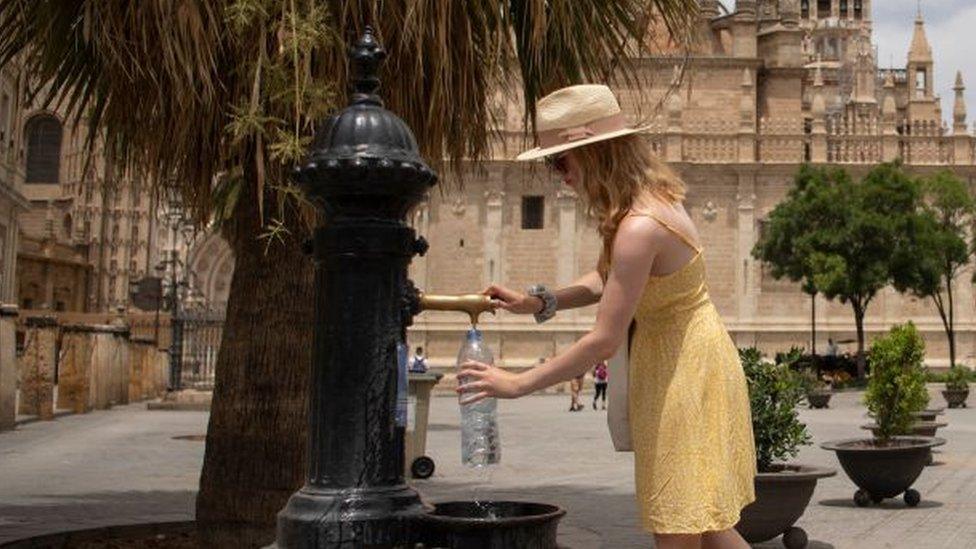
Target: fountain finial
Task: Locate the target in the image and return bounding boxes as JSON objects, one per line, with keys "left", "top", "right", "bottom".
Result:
{"left": 349, "top": 26, "right": 386, "bottom": 106}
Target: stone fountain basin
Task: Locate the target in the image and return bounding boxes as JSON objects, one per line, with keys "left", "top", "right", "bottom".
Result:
{"left": 418, "top": 501, "right": 566, "bottom": 549}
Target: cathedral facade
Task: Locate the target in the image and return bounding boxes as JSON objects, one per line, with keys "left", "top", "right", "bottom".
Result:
{"left": 407, "top": 0, "right": 976, "bottom": 371}
{"left": 6, "top": 1, "right": 974, "bottom": 372}
{"left": 2, "top": 71, "right": 181, "bottom": 314}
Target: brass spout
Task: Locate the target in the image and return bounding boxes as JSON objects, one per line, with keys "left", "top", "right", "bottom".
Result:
{"left": 417, "top": 293, "right": 494, "bottom": 326}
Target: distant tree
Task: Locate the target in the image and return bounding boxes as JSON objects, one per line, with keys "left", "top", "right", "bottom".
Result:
{"left": 753, "top": 165, "right": 827, "bottom": 354}
{"left": 808, "top": 162, "right": 921, "bottom": 377}
{"left": 891, "top": 170, "right": 974, "bottom": 368}
{"left": 756, "top": 163, "right": 922, "bottom": 378}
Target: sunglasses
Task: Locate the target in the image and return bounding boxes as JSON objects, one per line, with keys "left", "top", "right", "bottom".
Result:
{"left": 544, "top": 152, "right": 569, "bottom": 174}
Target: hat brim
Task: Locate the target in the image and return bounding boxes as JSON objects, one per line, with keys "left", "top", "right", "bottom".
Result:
{"left": 515, "top": 125, "right": 653, "bottom": 161}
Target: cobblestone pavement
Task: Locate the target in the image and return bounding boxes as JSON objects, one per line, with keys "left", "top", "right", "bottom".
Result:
{"left": 2, "top": 389, "right": 976, "bottom": 548}
{"left": 0, "top": 405, "right": 205, "bottom": 544}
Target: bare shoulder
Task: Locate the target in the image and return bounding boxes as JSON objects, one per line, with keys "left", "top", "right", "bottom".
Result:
{"left": 629, "top": 198, "right": 702, "bottom": 243}
{"left": 616, "top": 214, "right": 663, "bottom": 238}
{"left": 613, "top": 215, "right": 668, "bottom": 260}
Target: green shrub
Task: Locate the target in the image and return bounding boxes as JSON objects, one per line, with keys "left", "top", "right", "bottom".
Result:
{"left": 927, "top": 367, "right": 976, "bottom": 384}
{"left": 864, "top": 323, "right": 929, "bottom": 441}
{"left": 945, "top": 365, "right": 970, "bottom": 391}
{"left": 741, "top": 347, "right": 812, "bottom": 471}
{"left": 799, "top": 368, "right": 827, "bottom": 394}
{"left": 774, "top": 346, "right": 806, "bottom": 369}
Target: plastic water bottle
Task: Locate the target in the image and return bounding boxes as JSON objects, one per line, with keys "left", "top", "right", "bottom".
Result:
{"left": 457, "top": 328, "right": 501, "bottom": 467}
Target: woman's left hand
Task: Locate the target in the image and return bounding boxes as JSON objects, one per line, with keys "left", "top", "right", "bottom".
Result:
{"left": 456, "top": 361, "right": 528, "bottom": 404}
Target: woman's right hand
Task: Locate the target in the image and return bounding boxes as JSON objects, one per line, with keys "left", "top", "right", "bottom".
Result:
{"left": 483, "top": 284, "right": 543, "bottom": 315}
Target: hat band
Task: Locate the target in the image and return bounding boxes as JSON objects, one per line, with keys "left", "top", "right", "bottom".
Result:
{"left": 536, "top": 112, "right": 627, "bottom": 150}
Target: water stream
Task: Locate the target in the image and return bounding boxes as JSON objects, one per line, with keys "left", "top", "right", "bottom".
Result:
{"left": 469, "top": 464, "right": 499, "bottom": 519}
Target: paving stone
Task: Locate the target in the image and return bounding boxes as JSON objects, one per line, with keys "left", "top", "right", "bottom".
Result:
{"left": 1, "top": 388, "right": 975, "bottom": 548}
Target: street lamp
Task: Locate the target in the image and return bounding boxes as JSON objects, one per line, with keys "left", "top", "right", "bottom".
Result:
{"left": 160, "top": 192, "right": 196, "bottom": 391}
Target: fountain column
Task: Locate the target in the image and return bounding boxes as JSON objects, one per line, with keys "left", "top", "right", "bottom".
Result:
{"left": 275, "top": 28, "right": 437, "bottom": 548}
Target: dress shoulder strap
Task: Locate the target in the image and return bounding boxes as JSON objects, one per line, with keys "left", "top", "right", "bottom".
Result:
{"left": 626, "top": 210, "right": 703, "bottom": 254}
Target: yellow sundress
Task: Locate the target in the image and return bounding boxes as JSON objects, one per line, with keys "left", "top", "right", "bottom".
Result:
{"left": 626, "top": 212, "right": 756, "bottom": 534}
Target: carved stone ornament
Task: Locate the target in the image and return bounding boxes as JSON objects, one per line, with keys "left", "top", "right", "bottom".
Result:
{"left": 451, "top": 194, "right": 466, "bottom": 216}
{"left": 484, "top": 188, "right": 505, "bottom": 205}
{"left": 702, "top": 201, "right": 719, "bottom": 222}
{"left": 557, "top": 188, "right": 578, "bottom": 201}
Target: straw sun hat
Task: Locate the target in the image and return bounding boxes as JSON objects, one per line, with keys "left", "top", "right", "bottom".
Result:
{"left": 516, "top": 84, "right": 649, "bottom": 161}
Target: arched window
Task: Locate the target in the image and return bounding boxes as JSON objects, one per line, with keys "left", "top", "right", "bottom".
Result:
{"left": 25, "top": 114, "right": 62, "bottom": 183}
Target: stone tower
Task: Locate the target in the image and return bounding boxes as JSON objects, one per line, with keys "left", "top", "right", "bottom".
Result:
{"left": 906, "top": 5, "right": 938, "bottom": 122}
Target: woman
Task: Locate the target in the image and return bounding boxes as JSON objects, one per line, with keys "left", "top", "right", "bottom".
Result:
{"left": 593, "top": 361, "right": 608, "bottom": 410}
{"left": 457, "top": 85, "right": 756, "bottom": 549}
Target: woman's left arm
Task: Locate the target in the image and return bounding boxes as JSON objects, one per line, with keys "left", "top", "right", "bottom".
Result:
{"left": 458, "top": 217, "right": 661, "bottom": 403}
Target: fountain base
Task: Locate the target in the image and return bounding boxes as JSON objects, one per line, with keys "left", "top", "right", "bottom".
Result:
{"left": 418, "top": 501, "right": 565, "bottom": 549}
{"left": 275, "top": 484, "right": 429, "bottom": 548}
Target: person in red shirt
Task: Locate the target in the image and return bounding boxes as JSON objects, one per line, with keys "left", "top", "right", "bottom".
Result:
{"left": 593, "top": 361, "right": 608, "bottom": 410}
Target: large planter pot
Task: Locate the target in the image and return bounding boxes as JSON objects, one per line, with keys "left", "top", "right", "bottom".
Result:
{"left": 735, "top": 464, "right": 836, "bottom": 549}
{"left": 861, "top": 421, "right": 947, "bottom": 438}
{"left": 943, "top": 388, "right": 969, "bottom": 409}
{"left": 821, "top": 437, "right": 945, "bottom": 507}
{"left": 912, "top": 408, "right": 945, "bottom": 422}
{"left": 806, "top": 390, "right": 832, "bottom": 409}
{"left": 418, "top": 501, "right": 565, "bottom": 549}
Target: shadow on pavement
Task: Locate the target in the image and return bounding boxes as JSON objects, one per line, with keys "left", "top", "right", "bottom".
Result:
{"left": 0, "top": 490, "right": 195, "bottom": 544}
{"left": 817, "top": 497, "right": 943, "bottom": 509}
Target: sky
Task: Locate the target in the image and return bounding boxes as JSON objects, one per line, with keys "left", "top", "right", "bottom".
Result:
{"left": 716, "top": 0, "right": 976, "bottom": 126}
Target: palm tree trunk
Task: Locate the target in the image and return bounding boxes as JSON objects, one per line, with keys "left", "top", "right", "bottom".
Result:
{"left": 195, "top": 180, "right": 314, "bottom": 546}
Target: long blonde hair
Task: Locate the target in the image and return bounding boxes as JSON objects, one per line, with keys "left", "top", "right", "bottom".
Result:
{"left": 570, "top": 134, "right": 686, "bottom": 279}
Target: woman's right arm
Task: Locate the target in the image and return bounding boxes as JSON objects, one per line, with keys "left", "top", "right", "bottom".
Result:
{"left": 484, "top": 270, "right": 603, "bottom": 314}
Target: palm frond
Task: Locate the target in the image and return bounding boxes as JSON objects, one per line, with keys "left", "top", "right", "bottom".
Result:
{"left": 0, "top": 0, "right": 700, "bottom": 221}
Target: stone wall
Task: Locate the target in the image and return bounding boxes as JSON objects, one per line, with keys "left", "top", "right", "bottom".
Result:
{"left": 16, "top": 315, "right": 57, "bottom": 419}
{"left": 0, "top": 305, "right": 18, "bottom": 429}
{"left": 90, "top": 326, "right": 131, "bottom": 409}
{"left": 57, "top": 325, "right": 96, "bottom": 413}
{"left": 2, "top": 313, "right": 167, "bottom": 430}
{"left": 128, "top": 336, "right": 164, "bottom": 402}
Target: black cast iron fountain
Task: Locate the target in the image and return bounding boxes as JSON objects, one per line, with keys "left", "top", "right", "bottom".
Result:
{"left": 275, "top": 27, "right": 564, "bottom": 549}
{"left": 276, "top": 26, "right": 435, "bottom": 548}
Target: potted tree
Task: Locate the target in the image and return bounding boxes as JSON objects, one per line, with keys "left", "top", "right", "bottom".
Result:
{"left": 860, "top": 331, "right": 946, "bottom": 439}
{"left": 802, "top": 370, "right": 833, "bottom": 409}
{"left": 822, "top": 323, "right": 945, "bottom": 507}
{"left": 777, "top": 347, "right": 833, "bottom": 409}
{"left": 942, "top": 365, "right": 970, "bottom": 408}
{"left": 735, "top": 349, "right": 835, "bottom": 549}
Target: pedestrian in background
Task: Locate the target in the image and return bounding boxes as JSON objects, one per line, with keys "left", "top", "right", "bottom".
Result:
{"left": 569, "top": 373, "right": 585, "bottom": 411}
{"left": 593, "top": 361, "right": 608, "bottom": 410}
{"left": 409, "top": 346, "right": 428, "bottom": 373}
